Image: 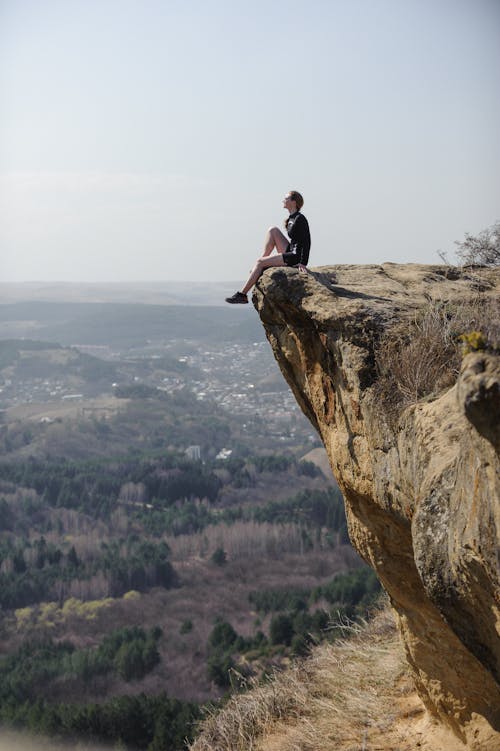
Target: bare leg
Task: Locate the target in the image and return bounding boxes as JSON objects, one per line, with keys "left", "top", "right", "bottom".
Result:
{"left": 261, "top": 226, "right": 289, "bottom": 257}
{"left": 228, "top": 226, "right": 290, "bottom": 302}
{"left": 241, "top": 254, "right": 286, "bottom": 295}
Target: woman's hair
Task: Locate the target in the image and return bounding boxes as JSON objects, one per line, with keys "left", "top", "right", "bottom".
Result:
{"left": 284, "top": 190, "right": 304, "bottom": 229}
{"left": 288, "top": 190, "right": 304, "bottom": 210}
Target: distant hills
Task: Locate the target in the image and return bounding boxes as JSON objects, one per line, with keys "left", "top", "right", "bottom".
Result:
{"left": 0, "top": 301, "right": 264, "bottom": 347}
{"left": 0, "top": 281, "right": 244, "bottom": 306}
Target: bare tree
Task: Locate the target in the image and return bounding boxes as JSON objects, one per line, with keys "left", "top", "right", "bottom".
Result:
{"left": 455, "top": 221, "right": 500, "bottom": 266}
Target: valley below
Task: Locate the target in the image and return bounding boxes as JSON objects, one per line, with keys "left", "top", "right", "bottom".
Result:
{"left": 0, "top": 285, "right": 375, "bottom": 750}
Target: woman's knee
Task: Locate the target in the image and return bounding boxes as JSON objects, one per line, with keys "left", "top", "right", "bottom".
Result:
{"left": 268, "top": 226, "right": 288, "bottom": 254}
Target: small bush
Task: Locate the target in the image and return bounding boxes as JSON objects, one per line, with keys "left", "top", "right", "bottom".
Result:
{"left": 180, "top": 619, "right": 193, "bottom": 635}
{"left": 211, "top": 547, "right": 227, "bottom": 566}
{"left": 207, "top": 652, "right": 235, "bottom": 687}
{"left": 209, "top": 619, "right": 238, "bottom": 651}
{"left": 458, "top": 331, "right": 487, "bottom": 355}
{"left": 290, "top": 633, "right": 310, "bottom": 657}
{"left": 297, "top": 460, "right": 321, "bottom": 477}
{"left": 269, "top": 614, "right": 294, "bottom": 646}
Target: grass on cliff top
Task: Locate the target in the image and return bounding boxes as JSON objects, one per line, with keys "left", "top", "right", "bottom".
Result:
{"left": 190, "top": 601, "right": 420, "bottom": 751}
{"left": 375, "top": 293, "right": 500, "bottom": 417}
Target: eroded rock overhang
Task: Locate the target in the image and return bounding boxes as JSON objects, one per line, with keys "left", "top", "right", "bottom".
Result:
{"left": 253, "top": 263, "right": 500, "bottom": 749}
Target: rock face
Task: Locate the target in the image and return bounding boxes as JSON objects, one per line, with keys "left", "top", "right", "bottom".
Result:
{"left": 253, "top": 263, "right": 500, "bottom": 750}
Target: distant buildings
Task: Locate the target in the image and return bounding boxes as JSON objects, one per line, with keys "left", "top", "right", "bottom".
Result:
{"left": 185, "top": 445, "right": 201, "bottom": 461}
{"left": 216, "top": 448, "right": 232, "bottom": 461}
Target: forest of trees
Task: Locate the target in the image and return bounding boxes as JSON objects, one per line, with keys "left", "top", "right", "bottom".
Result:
{"left": 206, "top": 567, "right": 381, "bottom": 688}
{"left": 0, "top": 444, "right": 381, "bottom": 749}
{"left": 0, "top": 622, "right": 201, "bottom": 750}
{"left": 0, "top": 450, "right": 348, "bottom": 610}
{"left": 0, "top": 533, "right": 176, "bottom": 609}
{"left": 0, "top": 693, "right": 200, "bottom": 751}
{"left": 0, "top": 563, "right": 381, "bottom": 748}
{"left": 1, "top": 451, "right": 318, "bottom": 518}
{"left": 248, "top": 567, "right": 380, "bottom": 616}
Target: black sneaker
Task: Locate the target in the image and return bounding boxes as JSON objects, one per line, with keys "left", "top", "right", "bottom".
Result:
{"left": 225, "top": 291, "right": 248, "bottom": 304}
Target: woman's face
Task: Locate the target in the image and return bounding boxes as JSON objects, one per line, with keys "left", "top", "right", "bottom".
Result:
{"left": 283, "top": 193, "right": 297, "bottom": 212}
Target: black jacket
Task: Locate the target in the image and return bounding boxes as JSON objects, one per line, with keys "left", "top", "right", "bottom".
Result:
{"left": 286, "top": 212, "right": 311, "bottom": 265}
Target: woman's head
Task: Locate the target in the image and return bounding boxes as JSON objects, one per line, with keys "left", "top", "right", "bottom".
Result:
{"left": 283, "top": 190, "right": 304, "bottom": 212}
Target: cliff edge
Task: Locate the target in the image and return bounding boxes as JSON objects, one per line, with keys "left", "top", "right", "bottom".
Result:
{"left": 253, "top": 263, "right": 500, "bottom": 750}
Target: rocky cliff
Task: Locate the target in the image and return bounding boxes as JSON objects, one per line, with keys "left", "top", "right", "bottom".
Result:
{"left": 253, "top": 263, "right": 500, "bottom": 750}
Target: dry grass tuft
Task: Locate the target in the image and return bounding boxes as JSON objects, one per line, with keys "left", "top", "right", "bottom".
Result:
{"left": 190, "top": 603, "right": 416, "bottom": 751}
{"left": 375, "top": 296, "right": 500, "bottom": 420}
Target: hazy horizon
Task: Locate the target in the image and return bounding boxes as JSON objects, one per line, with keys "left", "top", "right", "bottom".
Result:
{"left": 0, "top": 279, "right": 251, "bottom": 307}
{"left": 1, "top": 0, "right": 499, "bottom": 283}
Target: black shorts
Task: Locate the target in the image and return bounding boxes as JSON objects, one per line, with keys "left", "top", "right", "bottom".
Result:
{"left": 283, "top": 251, "right": 301, "bottom": 267}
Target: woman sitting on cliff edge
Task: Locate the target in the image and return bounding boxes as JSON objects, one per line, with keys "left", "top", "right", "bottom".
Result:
{"left": 225, "top": 190, "right": 311, "bottom": 304}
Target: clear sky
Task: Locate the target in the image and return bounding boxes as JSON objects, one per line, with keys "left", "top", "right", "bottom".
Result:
{"left": 1, "top": 0, "right": 499, "bottom": 283}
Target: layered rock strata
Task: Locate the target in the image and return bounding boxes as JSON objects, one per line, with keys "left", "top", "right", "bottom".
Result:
{"left": 253, "top": 263, "right": 500, "bottom": 750}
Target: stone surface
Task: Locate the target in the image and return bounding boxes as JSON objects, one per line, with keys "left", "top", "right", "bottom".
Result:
{"left": 253, "top": 263, "right": 500, "bottom": 750}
